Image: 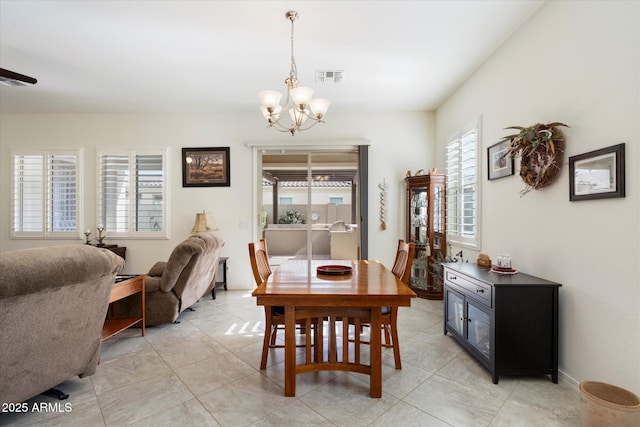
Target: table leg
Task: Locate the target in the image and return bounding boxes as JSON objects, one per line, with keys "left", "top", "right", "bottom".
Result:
{"left": 222, "top": 258, "right": 228, "bottom": 290}
{"left": 284, "top": 305, "right": 296, "bottom": 397}
{"left": 370, "top": 307, "right": 382, "bottom": 398}
{"left": 140, "top": 278, "right": 145, "bottom": 337}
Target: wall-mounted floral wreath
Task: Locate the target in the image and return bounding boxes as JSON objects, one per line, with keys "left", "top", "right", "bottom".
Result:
{"left": 503, "top": 122, "right": 569, "bottom": 195}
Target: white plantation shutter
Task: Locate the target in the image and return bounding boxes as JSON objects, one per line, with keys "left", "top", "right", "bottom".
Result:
{"left": 98, "top": 149, "right": 167, "bottom": 238}
{"left": 446, "top": 119, "right": 480, "bottom": 248}
{"left": 49, "top": 154, "right": 78, "bottom": 232}
{"left": 135, "top": 154, "right": 164, "bottom": 232}
{"left": 12, "top": 150, "right": 80, "bottom": 238}
{"left": 13, "top": 155, "right": 43, "bottom": 233}
{"left": 100, "top": 154, "right": 130, "bottom": 233}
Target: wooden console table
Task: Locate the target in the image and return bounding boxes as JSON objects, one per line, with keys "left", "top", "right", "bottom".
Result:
{"left": 102, "top": 274, "right": 145, "bottom": 341}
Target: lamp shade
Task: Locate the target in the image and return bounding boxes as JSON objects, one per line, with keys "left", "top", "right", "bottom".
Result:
{"left": 309, "top": 98, "right": 330, "bottom": 117}
{"left": 289, "top": 107, "right": 308, "bottom": 124}
{"left": 191, "top": 211, "right": 215, "bottom": 233}
{"left": 290, "top": 86, "right": 314, "bottom": 106}
{"left": 258, "top": 90, "right": 282, "bottom": 108}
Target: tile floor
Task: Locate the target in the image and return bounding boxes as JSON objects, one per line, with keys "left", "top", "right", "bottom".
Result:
{"left": 0, "top": 290, "right": 581, "bottom": 426}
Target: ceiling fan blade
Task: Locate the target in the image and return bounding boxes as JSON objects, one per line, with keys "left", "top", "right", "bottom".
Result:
{"left": 0, "top": 68, "right": 38, "bottom": 87}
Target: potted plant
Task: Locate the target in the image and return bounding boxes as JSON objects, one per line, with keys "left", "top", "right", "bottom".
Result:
{"left": 504, "top": 122, "right": 569, "bottom": 195}
{"left": 278, "top": 209, "right": 305, "bottom": 224}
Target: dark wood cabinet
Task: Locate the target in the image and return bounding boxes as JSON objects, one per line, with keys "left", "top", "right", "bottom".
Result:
{"left": 404, "top": 174, "right": 446, "bottom": 299}
{"left": 93, "top": 244, "right": 126, "bottom": 260}
{"left": 443, "top": 263, "right": 561, "bottom": 384}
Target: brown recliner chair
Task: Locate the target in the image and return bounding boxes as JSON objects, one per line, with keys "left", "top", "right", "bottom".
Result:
{"left": 0, "top": 245, "right": 124, "bottom": 404}
{"left": 119, "top": 232, "right": 224, "bottom": 326}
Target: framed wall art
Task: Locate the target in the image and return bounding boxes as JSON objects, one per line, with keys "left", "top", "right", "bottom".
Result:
{"left": 487, "top": 138, "right": 514, "bottom": 180}
{"left": 182, "top": 147, "right": 230, "bottom": 187}
{"left": 569, "top": 143, "right": 624, "bottom": 201}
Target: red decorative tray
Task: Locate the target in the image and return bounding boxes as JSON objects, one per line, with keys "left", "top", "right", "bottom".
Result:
{"left": 490, "top": 266, "right": 518, "bottom": 275}
{"left": 317, "top": 265, "right": 353, "bottom": 275}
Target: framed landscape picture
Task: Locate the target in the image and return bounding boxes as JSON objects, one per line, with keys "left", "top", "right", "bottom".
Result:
{"left": 569, "top": 143, "right": 625, "bottom": 201}
{"left": 182, "top": 147, "right": 230, "bottom": 187}
{"left": 487, "top": 138, "right": 514, "bottom": 180}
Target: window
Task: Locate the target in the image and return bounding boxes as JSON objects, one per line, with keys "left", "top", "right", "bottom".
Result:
{"left": 279, "top": 197, "right": 293, "bottom": 205}
{"left": 97, "top": 148, "right": 168, "bottom": 238}
{"left": 11, "top": 150, "right": 81, "bottom": 238}
{"left": 446, "top": 118, "right": 481, "bottom": 249}
{"left": 329, "top": 197, "right": 343, "bottom": 205}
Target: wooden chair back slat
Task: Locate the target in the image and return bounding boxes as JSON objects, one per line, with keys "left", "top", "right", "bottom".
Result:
{"left": 249, "top": 239, "right": 271, "bottom": 286}
{"left": 391, "top": 239, "right": 416, "bottom": 285}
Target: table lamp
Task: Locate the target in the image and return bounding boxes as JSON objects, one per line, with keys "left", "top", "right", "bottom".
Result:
{"left": 191, "top": 211, "right": 218, "bottom": 234}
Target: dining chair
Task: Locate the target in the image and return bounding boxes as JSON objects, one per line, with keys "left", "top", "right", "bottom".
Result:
{"left": 392, "top": 239, "right": 415, "bottom": 284}
{"left": 384, "top": 240, "right": 415, "bottom": 368}
{"left": 249, "top": 239, "right": 320, "bottom": 370}
{"left": 354, "top": 239, "right": 415, "bottom": 369}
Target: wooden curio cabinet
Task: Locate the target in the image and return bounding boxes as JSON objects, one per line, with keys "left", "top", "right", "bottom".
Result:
{"left": 405, "top": 174, "right": 446, "bottom": 299}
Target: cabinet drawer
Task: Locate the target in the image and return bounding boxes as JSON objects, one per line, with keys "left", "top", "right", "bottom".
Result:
{"left": 445, "top": 270, "right": 492, "bottom": 307}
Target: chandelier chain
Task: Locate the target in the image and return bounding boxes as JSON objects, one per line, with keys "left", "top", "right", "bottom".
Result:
{"left": 289, "top": 15, "right": 297, "bottom": 80}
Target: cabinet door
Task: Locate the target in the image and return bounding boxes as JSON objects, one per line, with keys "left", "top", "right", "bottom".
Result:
{"left": 467, "top": 302, "right": 491, "bottom": 359}
{"left": 432, "top": 184, "right": 444, "bottom": 251}
{"left": 410, "top": 188, "right": 428, "bottom": 247}
{"left": 445, "top": 287, "right": 465, "bottom": 336}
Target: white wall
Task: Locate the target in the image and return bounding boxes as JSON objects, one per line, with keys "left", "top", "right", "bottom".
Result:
{"left": 0, "top": 111, "right": 435, "bottom": 289}
{"left": 435, "top": 1, "right": 639, "bottom": 393}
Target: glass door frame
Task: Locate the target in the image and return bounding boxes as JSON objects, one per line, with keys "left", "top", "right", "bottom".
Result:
{"left": 249, "top": 140, "right": 369, "bottom": 261}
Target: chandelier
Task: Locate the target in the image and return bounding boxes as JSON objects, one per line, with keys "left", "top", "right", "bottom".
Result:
{"left": 258, "top": 11, "right": 330, "bottom": 136}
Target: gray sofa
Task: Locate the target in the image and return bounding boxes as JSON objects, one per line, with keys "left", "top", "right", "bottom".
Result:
{"left": 0, "top": 245, "right": 124, "bottom": 405}
{"left": 115, "top": 232, "right": 225, "bottom": 326}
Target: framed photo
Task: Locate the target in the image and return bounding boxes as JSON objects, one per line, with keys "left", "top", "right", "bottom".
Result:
{"left": 487, "top": 139, "right": 514, "bottom": 180}
{"left": 182, "top": 147, "right": 230, "bottom": 187}
{"left": 569, "top": 143, "right": 625, "bottom": 201}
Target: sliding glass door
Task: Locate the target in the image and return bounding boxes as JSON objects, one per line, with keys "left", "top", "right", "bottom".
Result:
{"left": 259, "top": 148, "right": 362, "bottom": 261}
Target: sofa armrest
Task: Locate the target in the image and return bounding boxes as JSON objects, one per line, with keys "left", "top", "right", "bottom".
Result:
{"left": 0, "top": 246, "right": 124, "bottom": 298}
{"left": 144, "top": 276, "right": 162, "bottom": 292}
{"left": 147, "top": 261, "right": 167, "bottom": 278}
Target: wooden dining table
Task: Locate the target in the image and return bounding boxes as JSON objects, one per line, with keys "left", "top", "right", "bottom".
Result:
{"left": 252, "top": 259, "right": 416, "bottom": 398}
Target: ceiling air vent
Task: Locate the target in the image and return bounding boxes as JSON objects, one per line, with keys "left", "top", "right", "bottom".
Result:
{"left": 315, "top": 70, "right": 344, "bottom": 84}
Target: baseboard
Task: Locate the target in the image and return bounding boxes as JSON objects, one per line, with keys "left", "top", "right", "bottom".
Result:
{"left": 559, "top": 369, "right": 580, "bottom": 392}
